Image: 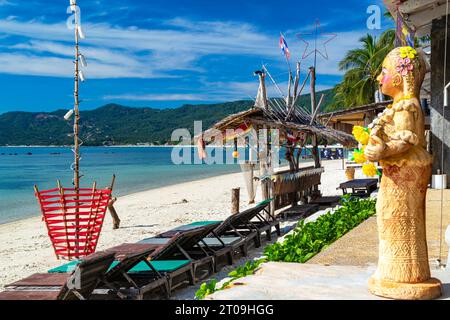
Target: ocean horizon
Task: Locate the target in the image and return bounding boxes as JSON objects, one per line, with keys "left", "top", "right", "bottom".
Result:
{"left": 0, "top": 145, "right": 339, "bottom": 225}
{"left": 0, "top": 146, "right": 247, "bottom": 225}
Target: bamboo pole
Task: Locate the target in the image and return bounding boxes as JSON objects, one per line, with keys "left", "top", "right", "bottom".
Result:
{"left": 73, "top": 0, "right": 81, "bottom": 255}
{"left": 73, "top": 2, "right": 80, "bottom": 192}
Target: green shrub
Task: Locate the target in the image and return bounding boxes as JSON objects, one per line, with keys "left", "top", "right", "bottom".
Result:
{"left": 195, "top": 279, "right": 218, "bottom": 300}
{"left": 264, "top": 195, "right": 376, "bottom": 263}
{"left": 195, "top": 259, "right": 266, "bottom": 300}
{"left": 195, "top": 195, "right": 376, "bottom": 299}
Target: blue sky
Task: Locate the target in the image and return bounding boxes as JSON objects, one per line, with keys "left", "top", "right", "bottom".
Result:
{"left": 0, "top": 0, "right": 393, "bottom": 113}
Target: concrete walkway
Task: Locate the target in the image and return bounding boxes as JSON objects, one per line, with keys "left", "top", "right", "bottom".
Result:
{"left": 207, "top": 262, "right": 450, "bottom": 300}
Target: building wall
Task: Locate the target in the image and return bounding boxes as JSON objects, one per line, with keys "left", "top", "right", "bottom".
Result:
{"left": 331, "top": 122, "right": 354, "bottom": 135}
{"left": 430, "top": 15, "right": 450, "bottom": 187}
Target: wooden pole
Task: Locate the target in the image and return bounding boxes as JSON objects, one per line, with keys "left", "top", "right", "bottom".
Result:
{"left": 107, "top": 174, "right": 120, "bottom": 229}
{"left": 248, "top": 164, "right": 255, "bottom": 204}
{"left": 256, "top": 124, "right": 270, "bottom": 207}
{"left": 256, "top": 72, "right": 270, "bottom": 202}
{"left": 231, "top": 188, "right": 240, "bottom": 215}
{"left": 293, "top": 62, "right": 301, "bottom": 99}
{"left": 108, "top": 197, "right": 120, "bottom": 229}
{"left": 286, "top": 72, "right": 292, "bottom": 111}
{"left": 256, "top": 71, "right": 274, "bottom": 217}
{"left": 256, "top": 72, "right": 269, "bottom": 110}
{"left": 309, "top": 67, "right": 317, "bottom": 115}
{"left": 109, "top": 174, "right": 116, "bottom": 190}
{"left": 309, "top": 66, "right": 321, "bottom": 169}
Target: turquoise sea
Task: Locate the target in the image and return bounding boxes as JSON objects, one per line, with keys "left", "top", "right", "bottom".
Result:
{"left": 0, "top": 146, "right": 339, "bottom": 225}
{"left": 0, "top": 146, "right": 245, "bottom": 224}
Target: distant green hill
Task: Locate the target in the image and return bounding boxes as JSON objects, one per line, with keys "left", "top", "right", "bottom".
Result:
{"left": 0, "top": 89, "right": 334, "bottom": 146}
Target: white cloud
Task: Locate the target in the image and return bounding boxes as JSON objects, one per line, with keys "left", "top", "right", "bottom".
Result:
{"left": 0, "top": 17, "right": 364, "bottom": 79}
{"left": 0, "top": 16, "right": 365, "bottom": 103}
{"left": 0, "top": 17, "right": 280, "bottom": 79}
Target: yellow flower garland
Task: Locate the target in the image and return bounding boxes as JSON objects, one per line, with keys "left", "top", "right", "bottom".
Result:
{"left": 352, "top": 126, "right": 370, "bottom": 145}
{"left": 352, "top": 126, "right": 380, "bottom": 177}
{"left": 353, "top": 151, "right": 367, "bottom": 164}
{"left": 362, "top": 163, "right": 378, "bottom": 177}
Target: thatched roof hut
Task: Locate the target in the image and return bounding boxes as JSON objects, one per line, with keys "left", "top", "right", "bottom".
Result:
{"left": 201, "top": 106, "right": 356, "bottom": 147}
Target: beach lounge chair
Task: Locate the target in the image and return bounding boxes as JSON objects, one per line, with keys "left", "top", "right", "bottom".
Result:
{"left": 243, "top": 199, "right": 281, "bottom": 243}
{"left": 157, "top": 221, "right": 241, "bottom": 272}
{"left": 141, "top": 222, "right": 221, "bottom": 283}
{"left": 0, "top": 251, "right": 115, "bottom": 300}
{"left": 169, "top": 201, "right": 275, "bottom": 272}
{"left": 48, "top": 244, "right": 171, "bottom": 300}
{"left": 205, "top": 200, "right": 280, "bottom": 247}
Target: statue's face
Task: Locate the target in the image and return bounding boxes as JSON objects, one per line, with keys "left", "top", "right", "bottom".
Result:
{"left": 377, "top": 57, "right": 403, "bottom": 98}
{"left": 376, "top": 47, "right": 421, "bottom": 99}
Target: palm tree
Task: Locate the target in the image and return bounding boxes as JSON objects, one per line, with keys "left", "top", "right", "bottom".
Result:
{"left": 331, "top": 31, "right": 394, "bottom": 109}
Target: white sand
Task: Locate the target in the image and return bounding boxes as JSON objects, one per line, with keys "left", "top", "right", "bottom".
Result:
{"left": 0, "top": 160, "right": 364, "bottom": 290}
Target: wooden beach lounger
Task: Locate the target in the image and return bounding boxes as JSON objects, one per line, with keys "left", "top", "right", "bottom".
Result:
{"left": 209, "top": 200, "right": 280, "bottom": 248}
{"left": 170, "top": 201, "right": 276, "bottom": 271}
{"left": 96, "top": 225, "right": 220, "bottom": 298}
{"left": 48, "top": 244, "right": 171, "bottom": 300}
{"left": 158, "top": 221, "right": 246, "bottom": 272}
{"left": 142, "top": 223, "right": 221, "bottom": 283}
{"left": 243, "top": 199, "right": 281, "bottom": 243}
{"left": 0, "top": 251, "right": 115, "bottom": 300}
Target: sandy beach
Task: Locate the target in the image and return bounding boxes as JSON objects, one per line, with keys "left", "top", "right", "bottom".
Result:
{"left": 0, "top": 160, "right": 360, "bottom": 290}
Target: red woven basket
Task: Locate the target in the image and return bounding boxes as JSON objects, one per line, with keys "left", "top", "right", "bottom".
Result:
{"left": 35, "top": 187, "right": 112, "bottom": 260}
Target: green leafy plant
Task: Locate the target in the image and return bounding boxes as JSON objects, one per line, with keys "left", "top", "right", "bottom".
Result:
{"left": 195, "top": 259, "right": 266, "bottom": 300}
{"left": 195, "top": 196, "right": 376, "bottom": 299}
{"left": 264, "top": 195, "right": 376, "bottom": 263}
{"left": 227, "top": 259, "right": 266, "bottom": 279}
{"left": 195, "top": 279, "right": 218, "bottom": 300}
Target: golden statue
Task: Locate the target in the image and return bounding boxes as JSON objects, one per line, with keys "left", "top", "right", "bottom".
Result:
{"left": 364, "top": 46, "right": 442, "bottom": 300}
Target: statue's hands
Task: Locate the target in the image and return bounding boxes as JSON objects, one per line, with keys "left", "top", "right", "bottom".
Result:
{"left": 364, "top": 136, "right": 386, "bottom": 162}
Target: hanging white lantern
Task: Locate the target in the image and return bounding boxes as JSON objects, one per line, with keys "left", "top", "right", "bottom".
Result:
{"left": 69, "top": 0, "right": 76, "bottom": 12}
{"left": 64, "top": 109, "right": 74, "bottom": 121}
{"left": 77, "top": 26, "right": 85, "bottom": 39}
{"left": 79, "top": 54, "right": 87, "bottom": 67}
{"left": 79, "top": 70, "right": 86, "bottom": 82}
